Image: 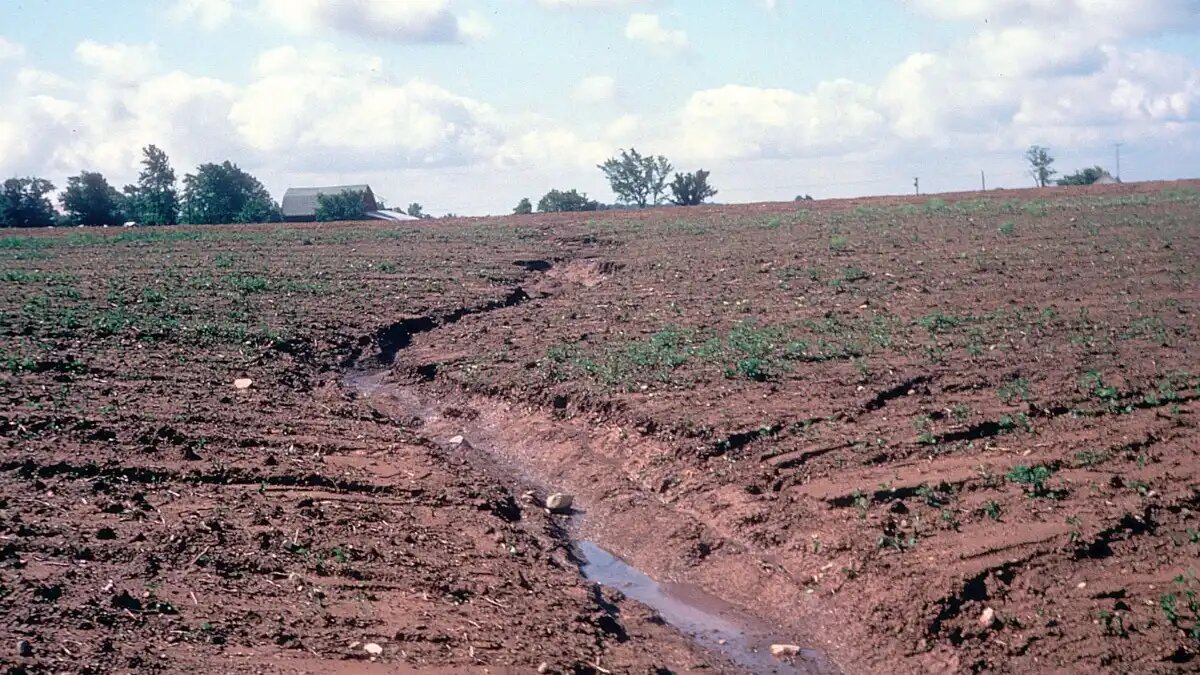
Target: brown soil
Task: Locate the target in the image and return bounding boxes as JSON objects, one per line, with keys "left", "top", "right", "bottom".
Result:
{"left": 2, "top": 179, "right": 1199, "bottom": 673}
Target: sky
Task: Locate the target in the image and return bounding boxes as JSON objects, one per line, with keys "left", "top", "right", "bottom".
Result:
{"left": 0, "top": 0, "right": 1198, "bottom": 216}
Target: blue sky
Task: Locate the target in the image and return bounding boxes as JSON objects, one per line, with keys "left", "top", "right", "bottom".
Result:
{"left": 1, "top": 0, "right": 1198, "bottom": 214}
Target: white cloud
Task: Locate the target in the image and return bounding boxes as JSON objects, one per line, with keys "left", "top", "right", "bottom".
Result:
{"left": 625, "top": 13, "right": 688, "bottom": 53}
{"left": 170, "top": 0, "right": 234, "bottom": 30}
{"left": 16, "top": 68, "right": 73, "bottom": 91}
{"left": 259, "top": 0, "right": 482, "bottom": 43}
{"left": 572, "top": 75, "right": 617, "bottom": 103}
{"left": 0, "top": 36, "right": 24, "bottom": 61}
{"left": 907, "top": 0, "right": 1200, "bottom": 39}
{"left": 537, "top": 0, "right": 653, "bottom": 8}
{"left": 673, "top": 81, "right": 885, "bottom": 160}
{"left": 230, "top": 45, "right": 499, "bottom": 168}
{"left": 74, "top": 41, "right": 160, "bottom": 83}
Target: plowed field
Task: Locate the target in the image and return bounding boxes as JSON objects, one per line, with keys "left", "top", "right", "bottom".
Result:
{"left": 2, "top": 180, "right": 1198, "bottom": 673}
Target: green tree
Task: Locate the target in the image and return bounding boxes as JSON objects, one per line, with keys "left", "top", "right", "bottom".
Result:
{"left": 1025, "top": 145, "right": 1057, "bottom": 188}
{"left": 668, "top": 169, "right": 718, "bottom": 206}
{"left": 513, "top": 197, "right": 533, "bottom": 215}
{"left": 406, "top": 202, "right": 427, "bottom": 219}
{"left": 129, "top": 145, "right": 178, "bottom": 225}
{"left": 59, "top": 171, "right": 126, "bottom": 226}
{"left": 598, "top": 148, "right": 673, "bottom": 207}
{"left": 0, "top": 177, "right": 57, "bottom": 228}
{"left": 181, "top": 161, "right": 279, "bottom": 224}
{"left": 537, "top": 189, "right": 598, "bottom": 213}
{"left": 1056, "top": 166, "right": 1112, "bottom": 186}
{"left": 314, "top": 190, "right": 368, "bottom": 221}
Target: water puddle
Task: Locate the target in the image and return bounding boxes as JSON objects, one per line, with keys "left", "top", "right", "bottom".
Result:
{"left": 578, "top": 542, "right": 830, "bottom": 674}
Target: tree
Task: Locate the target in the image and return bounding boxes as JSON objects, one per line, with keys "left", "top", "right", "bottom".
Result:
{"left": 513, "top": 197, "right": 533, "bottom": 215}
{"left": 406, "top": 203, "right": 427, "bottom": 219}
{"left": 128, "top": 145, "right": 178, "bottom": 225}
{"left": 314, "top": 190, "right": 368, "bottom": 221}
{"left": 1057, "top": 166, "right": 1112, "bottom": 186}
{"left": 1025, "top": 145, "right": 1057, "bottom": 188}
{"left": 0, "top": 177, "right": 57, "bottom": 228}
{"left": 668, "top": 169, "right": 718, "bottom": 206}
{"left": 181, "top": 161, "right": 279, "bottom": 224}
{"left": 598, "top": 148, "right": 673, "bottom": 207}
{"left": 537, "top": 189, "right": 598, "bottom": 213}
{"left": 60, "top": 171, "right": 126, "bottom": 226}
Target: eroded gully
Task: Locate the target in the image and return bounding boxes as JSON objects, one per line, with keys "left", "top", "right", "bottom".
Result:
{"left": 343, "top": 288, "right": 839, "bottom": 675}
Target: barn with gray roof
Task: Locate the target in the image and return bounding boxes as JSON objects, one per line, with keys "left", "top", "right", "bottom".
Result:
{"left": 281, "top": 185, "right": 378, "bottom": 222}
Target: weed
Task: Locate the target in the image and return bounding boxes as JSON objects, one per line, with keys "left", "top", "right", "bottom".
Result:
{"left": 1074, "top": 449, "right": 1111, "bottom": 467}
{"left": 917, "top": 312, "right": 963, "bottom": 333}
{"left": 225, "top": 274, "right": 269, "bottom": 293}
{"left": 982, "top": 500, "right": 1002, "bottom": 521}
{"left": 1006, "top": 464, "right": 1060, "bottom": 498}
{"left": 997, "top": 377, "right": 1031, "bottom": 404}
{"left": 1098, "top": 609, "right": 1128, "bottom": 637}
{"left": 913, "top": 416, "right": 937, "bottom": 445}
{"left": 915, "top": 482, "right": 952, "bottom": 507}
{"left": 998, "top": 221, "right": 1016, "bottom": 236}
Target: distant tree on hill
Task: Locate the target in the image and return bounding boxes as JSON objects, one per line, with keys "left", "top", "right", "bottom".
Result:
{"left": 60, "top": 171, "right": 126, "bottom": 226}
{"left": 537, "top": 188, "right": 599, "bottom": 213}
{"left": 125, "top": 145, "right": 179, "bottom": 225}
{"left": 513, "top": 197, "right": 533, "bottom": 215}
{"left": 315, "top": 190, "right": 368, "bottom": 221}
{"left": 1057, "top": 166, "right": 1112, "bottom": 186}
{"left": 668, "top": 169, "right": 717, "bottom": 206}
{"left": 181, "top": 161, "right": 279, "bottom": 224}
{"left": 406, "top": 203, "right": 427, "bottom": 219}
{"left": 1025, "top": 145, "right": 1057, "bottom": 188}
{"left": 0, "top": 177, "right": 57, "bottom": 228}
{"left": 598, "top": 148, "right": 672, "bottom": 207}
{"left": 795, "top": 194, "right": 814, "bottom": 202}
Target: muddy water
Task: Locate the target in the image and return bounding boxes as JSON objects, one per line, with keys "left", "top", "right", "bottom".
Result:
{"left": 348, "top": 370, "right": 833, "bottom": 675}
{"left": 579, "top": 542, "right": 827, "bottom": 674}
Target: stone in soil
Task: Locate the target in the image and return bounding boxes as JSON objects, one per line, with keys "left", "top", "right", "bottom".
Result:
{"left": 545, "top": 492, "right": 574, "bottom": 513}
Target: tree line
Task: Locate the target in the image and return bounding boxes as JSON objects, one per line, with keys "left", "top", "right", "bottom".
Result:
{"left": 1, "top": 145, "right": 280, "bottom": 228}
{"left": 1025, "top": 145, "right": 1116, "bottom": 187}
{"left": 514, "top": 148, "right": 718, "bottom": 214}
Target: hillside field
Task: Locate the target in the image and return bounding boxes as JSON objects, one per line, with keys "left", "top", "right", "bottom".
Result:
{"left": 2, "top": 180, "right": 1198, "bottom": 673}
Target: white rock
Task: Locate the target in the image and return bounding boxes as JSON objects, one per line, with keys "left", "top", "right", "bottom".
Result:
{"left": 363, "top": 642, "right": 384, "bottom": 656}
{"left": 448, "top": 435, "right": 465, "bottom": 445}
{"left": 545, "top": 493, "right": 573, "bottom": 513}
{"left": 233, "top": 378, "right": 253, "bottom": 390}
{"left": 979, "top": 607, "right": 996, "bottom": 628}
{"left": 770, "top": 644, "right": 801, "bottom": 658}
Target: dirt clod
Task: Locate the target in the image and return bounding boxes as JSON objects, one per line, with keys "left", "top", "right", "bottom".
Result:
{"left": 545, "top": 493, "right": 574, "bottom": 513}
{"left": 771, "top": 644, "right": 802, "bottom": 658}
{"left": 978, "top": 607, "right": 996, "bottom": 629}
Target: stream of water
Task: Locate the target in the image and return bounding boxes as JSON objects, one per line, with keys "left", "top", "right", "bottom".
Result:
{"left": 349, "top": 371, "right": 833, "bottom": 674}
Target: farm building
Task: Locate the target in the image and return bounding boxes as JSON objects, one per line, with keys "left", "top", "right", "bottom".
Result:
{"left": 281, "top": 184, "right": 385, "bottom": 222}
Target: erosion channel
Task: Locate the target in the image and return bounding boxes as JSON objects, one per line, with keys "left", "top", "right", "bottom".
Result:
{"left": 347, "top": 369, "right": 836, "bottom": 675}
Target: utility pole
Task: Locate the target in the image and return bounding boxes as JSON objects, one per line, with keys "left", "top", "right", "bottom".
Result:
{"left": 913, "top": 177, "right": 920, "bottom": 196}
{"left": 1114, "top": 143, "right": 1123, "bottom": 182}
{"left": 981, "top": 170, "right": 986, "bottom": 191}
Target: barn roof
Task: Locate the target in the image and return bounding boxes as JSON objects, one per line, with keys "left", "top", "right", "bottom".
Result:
{"left": 281, "top": 185, "right": 374, "bottom": 218}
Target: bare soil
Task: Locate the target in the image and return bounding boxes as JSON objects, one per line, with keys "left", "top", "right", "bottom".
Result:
{"left": 2, "top": 180, "right": 1199, "bottom": 673}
